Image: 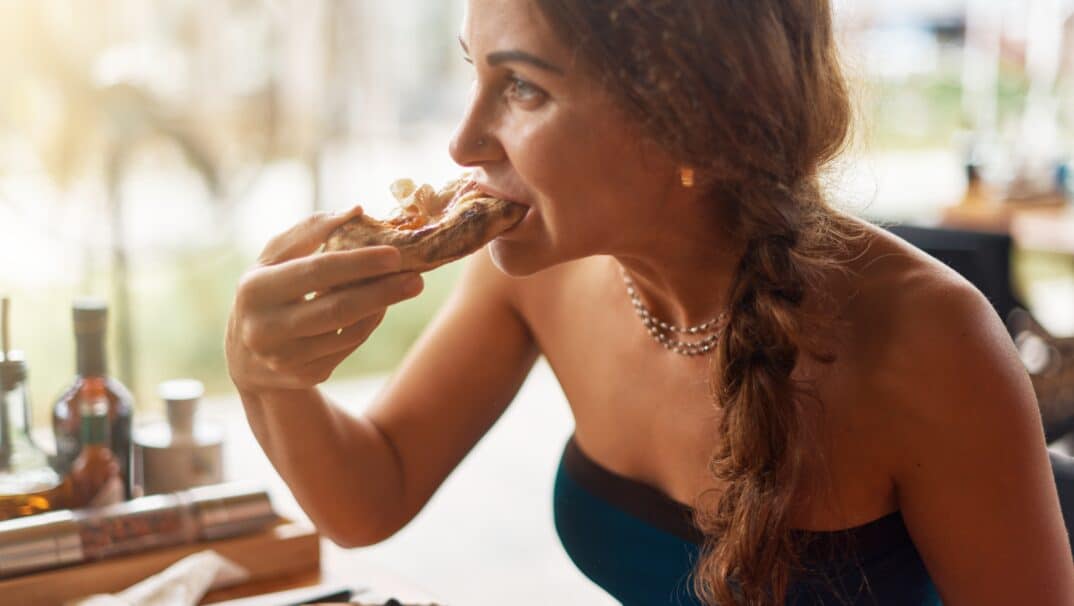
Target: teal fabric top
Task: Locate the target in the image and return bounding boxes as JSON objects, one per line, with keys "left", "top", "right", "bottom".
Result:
{"left": 553, "top": 435, "right": 944, "bottom": 605}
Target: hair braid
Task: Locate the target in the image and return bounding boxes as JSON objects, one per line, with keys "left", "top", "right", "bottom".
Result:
{"left": 689, "top": 184, "right": 825, "bottom": 604}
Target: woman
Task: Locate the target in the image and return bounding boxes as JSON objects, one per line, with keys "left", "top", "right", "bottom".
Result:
{"left": 225, "top": 1, "right": 1074, "bottom": 604}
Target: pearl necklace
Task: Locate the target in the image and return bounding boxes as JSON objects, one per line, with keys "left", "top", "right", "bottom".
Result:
{"left": 619, "top": 267, "right": 727, "bottom": 356}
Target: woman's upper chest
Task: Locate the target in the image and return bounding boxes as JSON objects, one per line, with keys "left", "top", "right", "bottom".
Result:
{"left": 513, "top": 258, "right": 716, "bottom": 493}
{"left": 512, "top": 255, "right": 901, "bottom": 525}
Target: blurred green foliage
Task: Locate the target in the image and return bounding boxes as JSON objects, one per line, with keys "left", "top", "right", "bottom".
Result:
{"left": 861, "top": 66, "right": 1033, "bottom": 150}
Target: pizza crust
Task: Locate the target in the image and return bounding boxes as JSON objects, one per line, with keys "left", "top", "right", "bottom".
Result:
{"left": 323, "top": 175, "right": 527, "bottom": 273}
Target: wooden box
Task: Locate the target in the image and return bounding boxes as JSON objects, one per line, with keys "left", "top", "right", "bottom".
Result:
{"left": 0, "top": 518, "right": 320, "bottom": 605}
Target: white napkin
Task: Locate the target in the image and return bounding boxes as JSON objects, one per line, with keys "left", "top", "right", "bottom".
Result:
{"left": 67, "top": 550, "right": 250, "bottom": 606}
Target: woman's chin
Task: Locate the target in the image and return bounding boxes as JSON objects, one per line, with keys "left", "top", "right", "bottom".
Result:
{"left": 487, "top": 209, "right": 546, "bottom": 276}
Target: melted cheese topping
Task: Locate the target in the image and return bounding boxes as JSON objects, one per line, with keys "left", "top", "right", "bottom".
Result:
{"left": 386, "top": 177, "right": 483, "bottom": 231}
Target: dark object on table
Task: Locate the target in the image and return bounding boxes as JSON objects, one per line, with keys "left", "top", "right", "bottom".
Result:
{"left": 352, "top": 600, "right": 444, "bottom": 606}
{"left": 886, "top": 223, "right": 1024, "bottom": 324}
{"left": 287, "top": 587, "right": 353, "bottom": 604}
{"left": 1009, "top": 309, "right": 1074, "bottom": 442}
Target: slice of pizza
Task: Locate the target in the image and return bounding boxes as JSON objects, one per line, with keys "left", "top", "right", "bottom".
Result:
{"left": 324, "top": 174, "right": 526, "bottom": 272}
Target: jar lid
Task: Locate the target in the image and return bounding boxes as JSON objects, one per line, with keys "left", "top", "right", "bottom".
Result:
{"left": 158, "top": 379, "right": 204, "bottom": 403}
{"left": 159, "top": 379, "right": 205, "bottom": 437}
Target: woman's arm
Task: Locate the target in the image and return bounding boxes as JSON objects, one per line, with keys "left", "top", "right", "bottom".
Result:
{"left": 359, "top": 247, "right": 540, "bottom": 539}
{"left": 228, "top": 211, "right": 538, "bottom": 547}
{"left": 886, "top": 279, "right": 1074, "bottom": 605}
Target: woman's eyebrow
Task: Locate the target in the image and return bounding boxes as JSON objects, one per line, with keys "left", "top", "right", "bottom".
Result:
{"left": 458, "top": 36, "right": 565, "bottom": 76}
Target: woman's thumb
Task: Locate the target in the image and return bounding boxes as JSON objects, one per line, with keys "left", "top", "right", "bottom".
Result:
{"left": 258, "top": 204, "right": 363, "bottom": 265}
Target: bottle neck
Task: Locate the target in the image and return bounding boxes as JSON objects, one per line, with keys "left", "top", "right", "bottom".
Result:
{"left": 76, "top": 331, "right": 107, "bottom": 378}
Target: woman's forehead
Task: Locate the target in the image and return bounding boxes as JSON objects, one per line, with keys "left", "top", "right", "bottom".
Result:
{"left": 460, "top": 0, "right": 569, "bottom": 64}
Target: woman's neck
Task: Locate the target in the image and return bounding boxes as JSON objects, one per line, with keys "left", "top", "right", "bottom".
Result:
{"left": 612, "top": 202, "right": 744, "bottom": 330}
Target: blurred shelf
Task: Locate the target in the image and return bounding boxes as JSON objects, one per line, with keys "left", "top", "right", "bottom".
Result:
{"left": 941, "top": 196, "right": 1074, "bottom": 256}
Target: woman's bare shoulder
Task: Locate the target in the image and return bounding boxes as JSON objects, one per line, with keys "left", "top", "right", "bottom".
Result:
{"left": 847, "top": 226, "right": 1016, "bottom": 381}
{"left": 833, "top": 224, "right": 975, "bottom": 345}
{"left": 846, "top": 230, "right": 1069, "bottom": 601}
{"left": 841, "top": 224, "right": 1035, "bottom": 440}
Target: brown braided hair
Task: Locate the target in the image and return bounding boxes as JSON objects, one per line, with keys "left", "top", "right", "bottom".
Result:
{"left": 535, "top": 1, "right": 866, "bottom": 604}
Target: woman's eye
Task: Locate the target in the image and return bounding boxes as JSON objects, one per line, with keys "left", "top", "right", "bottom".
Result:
{"left": 506, "top": 76, "right": 545, "bottom": 105}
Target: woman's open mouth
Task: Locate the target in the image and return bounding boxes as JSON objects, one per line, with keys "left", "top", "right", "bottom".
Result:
{"left": 499, "top": 205, "right": 533, "bottom": 236}
{"left": 474, "top": 182, "right": 533, "bottom": 237}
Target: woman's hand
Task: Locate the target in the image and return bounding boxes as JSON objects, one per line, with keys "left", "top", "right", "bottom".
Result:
{"left": 226, "top": 206, "right": 424, "bottom": 392}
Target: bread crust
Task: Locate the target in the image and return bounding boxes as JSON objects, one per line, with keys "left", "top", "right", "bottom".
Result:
{"left": 323, "top": 176, "right": 527, "bottom": 272}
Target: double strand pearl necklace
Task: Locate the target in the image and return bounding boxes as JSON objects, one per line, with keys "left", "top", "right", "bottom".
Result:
{"left": 619, "top": 267, "right": 727, "bottom": 356}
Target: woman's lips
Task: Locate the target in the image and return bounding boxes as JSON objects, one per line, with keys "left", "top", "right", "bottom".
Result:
{"left": 474, "top": 182, "right": 528, "bottom": 207}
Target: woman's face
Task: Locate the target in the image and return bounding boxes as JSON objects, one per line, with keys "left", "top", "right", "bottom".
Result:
{"left": 451, "top": 0, "right": 683, "bottom": 276}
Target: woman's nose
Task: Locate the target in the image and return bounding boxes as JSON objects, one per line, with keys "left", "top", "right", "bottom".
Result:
{"left": 449, "top": 88, "right": 501, "bottom": 167}
{"left": 450, "top": 124, "right": 501, "bottom": 168}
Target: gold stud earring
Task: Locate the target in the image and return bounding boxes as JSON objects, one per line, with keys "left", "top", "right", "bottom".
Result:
{"left": 680, "top": 167, "right": 695, "bottom": 188}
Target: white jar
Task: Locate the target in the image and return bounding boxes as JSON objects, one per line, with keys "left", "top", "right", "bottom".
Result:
{"left": 133, "top": 379, "right": 224, "bottom": 496}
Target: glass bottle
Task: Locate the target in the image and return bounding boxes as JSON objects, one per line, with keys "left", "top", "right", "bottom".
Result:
{"left": 0, "top": 350, "right": 65, "bottom": 520}
{"left": 52, "top": 299, "right": 134, "bottom": 499}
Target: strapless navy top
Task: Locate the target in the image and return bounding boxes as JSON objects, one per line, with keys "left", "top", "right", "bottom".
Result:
{"left": 553, "top": 434, "right": 943, "bottom": 605}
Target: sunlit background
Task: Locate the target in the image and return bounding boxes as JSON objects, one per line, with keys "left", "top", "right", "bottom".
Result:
{"left": 1, "top": 0, "right": 1072, "bottom": 413}
{"left": 1, "top": 1, "right": 475, "bottom": 412}
{"left": 0, "top": 0, "right": 1072, "bottom": 602}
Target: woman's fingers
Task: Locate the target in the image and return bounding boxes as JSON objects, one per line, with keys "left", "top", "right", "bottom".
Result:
{"left": 286, "top": 272, "right": 422, "bottom": 337}
{"left": 228, "top": 206, "right": 423, "bottom": 392}
{"left": 266, "top": 310, "right": 387, "bottom": 370}
{"left": 257, "top": 204, "right": 363, "bottom": 266}
{"left": 242, "top": 246, "right": 403, "bottom": 306}
{"left": 241, "top": 272, "right": 422, "bottom": 352}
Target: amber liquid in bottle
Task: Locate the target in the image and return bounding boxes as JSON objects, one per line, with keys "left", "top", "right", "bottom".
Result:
{"left": 0, "top": 420, "right": 66, "bottom": 518}
{"left": 0, "top": 488, "right": 63, "bottom": 520}
{"left": 51, "top": 301, "right": 134, "bottom": 499}
{"left": 0, "top": 377, "right": 66, "bottom": 519}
